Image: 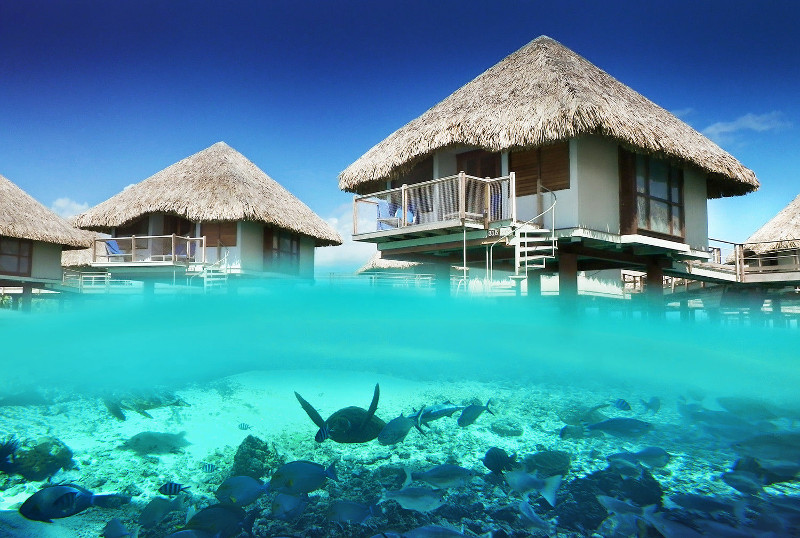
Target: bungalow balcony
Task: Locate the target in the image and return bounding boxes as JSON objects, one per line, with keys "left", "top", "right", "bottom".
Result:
{"left": 352, "top": 173, "right": 516, "bottom": 242}
{"left": 91, "top": 235, "right": 206, "bottom": 267}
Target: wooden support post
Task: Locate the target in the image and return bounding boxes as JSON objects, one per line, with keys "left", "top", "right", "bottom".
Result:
{"left": 527, "top": 272, "right": 541, "bottom": 298}
{"left": 20, "top": 284, "right": 33, "bottom": 312}
{"left": 558, "top": 253, "right": 578, "bottom": 298}
{"left": 645, "top": 261, "right": 664, "bottom": 316}
{"left": 772, "top": 296, "right": 785, "bottom": 328}
{"left": 431, "top": 262, "right": 451, "bottom": 297}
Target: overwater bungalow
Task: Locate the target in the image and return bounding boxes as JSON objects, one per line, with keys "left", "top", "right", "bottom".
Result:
{"left": 0, "top": 173, "right": 93, "bottom": 306}
{"left": 73, "top": 142, "right": 341, "bottom": 289}
{"left": 738, "top": 194, "right": 800, "bottom": 277}
{"left": 339, "top": 36, "right": 758, "bottom": 298}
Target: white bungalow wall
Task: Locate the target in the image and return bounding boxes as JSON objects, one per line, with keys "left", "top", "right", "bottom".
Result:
{"left": 31, "top": 241, "right": 63, "bottom": 281}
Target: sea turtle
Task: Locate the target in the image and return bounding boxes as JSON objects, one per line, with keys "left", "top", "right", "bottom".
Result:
{"left": 294, "top": 383, "right": 385, "bottom": 443}
{"left": 105, "top": 390, "right": 190, "bottom": 420}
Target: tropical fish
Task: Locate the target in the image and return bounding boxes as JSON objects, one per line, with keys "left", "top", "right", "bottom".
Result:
{"left": 183, "top": 503, "right": 245, "bottom": 536}
{"left": 119, "top": 431, "right": 190, "bottom": 455}
{"left": 596, "top": 495, "right": 648, "bottom": 517}
{"left": 271, "top": 493, "right": 308, "bottom": 520}
{"left": 608, "top": 447, "right": 671, "bottom": 468}
{"left": 417, "top": 402, "right": 465, "bottom": 427}
{"left": 269, "top": 460, "right": 337, "bottom": 495}
{"left": 201, "top": 462, "right": 217, "bottom": 473}
{"left": 295, "top": 383, "right": 386, "bottom": 443}
{"left": 668, "top": 493, "right": 737, "bottom": 515}
{"left": 158, "top": 482, "right": 190, "bottom": 496}
{"left": 503, "top": 471, "right": 561, "bottom": 507}
{"left": 238, "top": 423, "right": 251, "bottom": 431}
{"left": 215, "top": 475, "right": 269, "bottom": 507}
{"left": 732, "top": 431, "right": 800, "bottom": 464}
{"left": 641, "top": 396, "right": 661, "bottom": 414}
{"left": 19, "top": 484, "right": 130, "bottom": 523}
{"left": 139, "top": 496, "right": 180, "bottom": 528}
{"left": 613, "top": 399, "right": 631, "bottom": 411}
{"left": 380, "top": 486, "right": 446, "bottom": 512}
{"left": 717, "top": 396, "right": 778, "bottom": 421}
{"left": 482, "top": 447, "right": 517, "bottom": 474}
{"left": 0, "top": 435, "right": 19, "bottom": 475}
{"left": 559, "top": 425, "right": 584, "bottom": 440}
{"left": 326, "top": 500, "right": 379, "bottom": 524}
{"left": 722, "top": 470, "right": 765, "bottom": 495}
{"left": 518, "top": 500, "right": 553, "bottom": 532}
{"left": 733, "top": 456, "right": 800, "bottom": 485}
{"left": 606, "top": 457, "right": 643, "bottom": 479}
{"left": 104, "top": 398, "right": 127, "bottom": 421}
{"left": 411, "top": 464, "right": 476, "bottom": 489}
{"left": 586, "top": 418, "right": 653, "bottom": 437}
{"left": 457, "top": 400, "right": 494, "bottom": 427}
{"left": 378, "top": 408, "right": 424, "bottom": 445}
{"left": 101, "top": 518, "right": 134, "bottom": 538}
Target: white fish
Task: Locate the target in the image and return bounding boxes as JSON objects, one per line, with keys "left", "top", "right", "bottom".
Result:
{"left": 504, "top": 471, "right": 561, "bottom": 507}
{"left": 518, "top": 500, "right": 552, "bottom": 532}
{"left": 380, "top": 486, "right": 445, "bottom": 513}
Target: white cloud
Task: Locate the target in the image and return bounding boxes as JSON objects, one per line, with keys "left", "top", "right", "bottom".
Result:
{"left": 314, "top": 204, "right": 376, "bottom": 273}
{"left": 703, "top": 111, "right": 791, "bottom": 143}
{"left": 51, "top": 197, "right": 89, "bottom": 219}
{"left": 670, "top": 107, "right": 694, "bottom": 119}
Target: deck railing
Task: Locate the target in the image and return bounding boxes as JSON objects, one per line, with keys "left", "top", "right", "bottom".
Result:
{"left": 353, "top": 173, "right": 514, "bottom": 235}
{"left": 92, "top": 235, "right": 206, "bottom": 264}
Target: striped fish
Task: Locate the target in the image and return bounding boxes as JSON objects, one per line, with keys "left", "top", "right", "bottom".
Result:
{"left": 238, "top": 422, "right": 252, "bottom": 430}
{"left": 201, "top": 462, "right": 217, "bottom": 473}
{"left": 158, "top": 482, "right": 190, "bottom": 496}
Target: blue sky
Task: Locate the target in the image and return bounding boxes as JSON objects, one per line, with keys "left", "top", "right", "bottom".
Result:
{"left": 1, "top": 1, "right": 798, "bottom": 271}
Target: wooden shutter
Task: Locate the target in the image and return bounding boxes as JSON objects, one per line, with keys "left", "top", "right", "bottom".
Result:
{"left": 202, "top": 221, "right": 238, "bottom": 246}
{"left": 510, "top": 142, "right": 570, "bottom": 196}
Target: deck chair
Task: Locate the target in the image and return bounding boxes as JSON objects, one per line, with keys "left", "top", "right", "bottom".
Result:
{"left": 105, "top": 239, "right": 127, "bottom": 262}
{"left": 377, "top": 200, "right": 399, "bottom": 230}
{"left": 174, "top": 241, "right": 197, "bottom": 261}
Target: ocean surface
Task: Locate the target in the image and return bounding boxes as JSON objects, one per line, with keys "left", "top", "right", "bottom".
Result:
{"left": 1, "top": 282, "right": 799, "bottom": 537}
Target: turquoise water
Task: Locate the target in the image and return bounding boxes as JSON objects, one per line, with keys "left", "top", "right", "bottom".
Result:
{"left": 1, "top": 283, "right": 799, "bottom": 536}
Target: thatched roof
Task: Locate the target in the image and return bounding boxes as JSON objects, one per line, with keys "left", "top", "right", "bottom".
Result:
{"left": 742, "top": 194, "right": 800, "bottom": 254}
{"left": 356, "top": 252, "right": 421, "bottom": 274}
{"left": 75, "top": 142, "right": 342, "bottom": 246}
{"left": 339, "top": 36, "right": 758, "bottom": 199}
{"left": 61, "top": 233, "right": 105, "bottom": 267}
{"left": 0, "top": 174, "right": 94, "bottom": 248}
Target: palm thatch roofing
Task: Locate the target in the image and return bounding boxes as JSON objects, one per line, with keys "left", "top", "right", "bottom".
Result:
{"left": 0, "top": 173, "right": 94, "bottom": 248}
{"left": 356, "top": 252, "right": 421, "bottom": 274}
{"left": 75, "top": 142, "right": 342, "bottom": 246}
{"left": 741, "top": 194, "right": 800, "bottom": 254}
{"left": 339, "top": 36, "right": 758, "bottom": 199}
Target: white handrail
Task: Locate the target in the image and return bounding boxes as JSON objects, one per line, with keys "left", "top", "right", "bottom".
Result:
{"left": 488, "top": 185, "right": 558, "bottom": 282}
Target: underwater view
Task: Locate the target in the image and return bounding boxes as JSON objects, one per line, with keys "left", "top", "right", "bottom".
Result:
{"left": 1, "top": 283, "right": 799, "bottom": 537}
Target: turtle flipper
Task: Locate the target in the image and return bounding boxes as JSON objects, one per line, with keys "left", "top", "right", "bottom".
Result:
{"left": 360, "top": 383, "right": 380, "bottom": 429}
{"left": 295, "top": 392, "right": 326, "bottom": 429}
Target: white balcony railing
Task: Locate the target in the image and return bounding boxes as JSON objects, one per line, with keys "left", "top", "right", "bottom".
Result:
{"left": 353, "top": 173, "right": 514, "bottom": 235}
{"left": 92, "top": 235, "right": 206, "bottom": 265}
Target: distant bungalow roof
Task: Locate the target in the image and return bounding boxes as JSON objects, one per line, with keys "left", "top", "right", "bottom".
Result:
{"left": 742, "top": 193, "right": 800, "bottom": 254}
{"left": 0, "top": 173, "right": 93, "bottom": 248}
{"left": 339, "top": 36, "right": 758, "bottom": 199}
{"left": 75, "top": 142, "right": 342, "bottom": 247}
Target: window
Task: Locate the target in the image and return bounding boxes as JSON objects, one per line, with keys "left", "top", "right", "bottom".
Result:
{"left": 264, "top": 228, "right": 299, "bottom": 275}
{"left": 163, "top": 215, "right": 194, "bottom": 236}
{"left": 201, "top": 221, "right": 237, "bottom": 247}
{"left": 456, "top": 149, "right": 500, "bottom": 178}
{"left": 619, "top": 149, "right": 684, "bottom": 239}
{"left": 116, "top": 216, "right": 149, "bottom": 237}
{"left": 510, "top": 142, "right": 570, "bottom": 195}
{"left": 0, "top": 236, "right": 32, "bottom": 277}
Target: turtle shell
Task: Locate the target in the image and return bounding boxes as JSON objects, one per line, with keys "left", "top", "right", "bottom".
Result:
{"left": 325, "top": 406, "right": 386, "bottom": 443}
